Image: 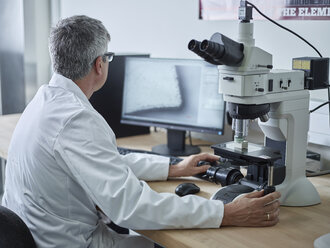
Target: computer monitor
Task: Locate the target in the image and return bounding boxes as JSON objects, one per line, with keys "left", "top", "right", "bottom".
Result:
{"left": 90, "top": 54, "right": 151, "bottom": 138}
{"left": 121, "top": 57, "right": 226, "bottom": 156}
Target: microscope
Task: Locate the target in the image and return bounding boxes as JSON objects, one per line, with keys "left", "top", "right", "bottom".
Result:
{"left": 189, "top": 0, "right": 329, "bottom": 206}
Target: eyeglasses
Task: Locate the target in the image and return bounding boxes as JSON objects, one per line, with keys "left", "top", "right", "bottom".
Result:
{"left": 102, "top": 52, "right": 115, "bottom": 62}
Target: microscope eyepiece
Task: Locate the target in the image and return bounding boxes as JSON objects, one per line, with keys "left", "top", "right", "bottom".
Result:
{"left": 200, "top": 39, "right": 225, "bottom": 60}
{"left": 187, "top": 39, "right": 199, "bottom": 51}
{"left": 187, "top": 39, "right": 198, "bottom": 50}
{"left": 188, "top": 33, "right": 244, "bottom": 66}
{"left": 188, "top": 39, "right": 219, "bottom": 65}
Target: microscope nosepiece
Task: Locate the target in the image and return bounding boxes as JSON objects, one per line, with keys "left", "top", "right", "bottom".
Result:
{"left": 228, "top": 102, "right": 270, "bottom": 120}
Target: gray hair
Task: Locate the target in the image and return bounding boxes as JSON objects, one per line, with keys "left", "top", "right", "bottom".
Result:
{"left": 49, "top": 15, "right": 110, "bottom": 81}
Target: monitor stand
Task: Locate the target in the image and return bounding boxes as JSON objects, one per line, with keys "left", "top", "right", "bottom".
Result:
{"left": 152, "top": 129, "right": 201, "bottom": 156}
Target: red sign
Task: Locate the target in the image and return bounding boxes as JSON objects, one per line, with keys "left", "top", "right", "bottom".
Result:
{"left": 200, "top": 0, "right": 330, "bottom": 20}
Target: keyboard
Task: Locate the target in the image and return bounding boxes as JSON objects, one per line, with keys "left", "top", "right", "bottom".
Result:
{"left": 117, "top": 146, "right": 159, "bottom": 156}
{"left": 117, "top": 146, "right": 183, "bottom": 165}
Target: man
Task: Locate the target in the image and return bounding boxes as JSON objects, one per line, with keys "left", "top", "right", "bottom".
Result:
{"left": 2, "top": 15, "right": 280, "bottom": 248}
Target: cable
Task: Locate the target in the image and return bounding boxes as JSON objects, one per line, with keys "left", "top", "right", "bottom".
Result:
{"left": 309, "top": 101, "right": 330, "bottom": 113}
{"left": 246, "top": 1, "right": 323, "bottom": 58}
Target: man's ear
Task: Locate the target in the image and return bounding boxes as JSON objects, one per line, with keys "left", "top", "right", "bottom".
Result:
{"left": 93, "top": 56, "right": 103, "bottom": 75}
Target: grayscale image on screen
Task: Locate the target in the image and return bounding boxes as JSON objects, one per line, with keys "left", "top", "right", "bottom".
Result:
{"left": 121, "top": 57, "right": 225, "bottom": 135}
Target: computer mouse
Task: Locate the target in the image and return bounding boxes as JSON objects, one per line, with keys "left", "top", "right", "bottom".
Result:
{"left": 175, "top": 183, "right": 200, "bottom": 197}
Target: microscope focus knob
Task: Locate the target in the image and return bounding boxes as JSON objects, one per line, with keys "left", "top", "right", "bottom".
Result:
{"left": 264, "top": 185, "right": 276, "bottom": 195}
{"left": 223, "top": 76, "right": 234, "bottom": 81}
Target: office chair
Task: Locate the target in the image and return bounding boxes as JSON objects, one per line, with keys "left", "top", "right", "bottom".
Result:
{"left": 0, "top": 205, "right": 36, "bottom": 248}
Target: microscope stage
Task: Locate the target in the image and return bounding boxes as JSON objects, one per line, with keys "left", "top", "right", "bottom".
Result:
{"left": 211, "top": 141, "right": 282, "bottom": 165}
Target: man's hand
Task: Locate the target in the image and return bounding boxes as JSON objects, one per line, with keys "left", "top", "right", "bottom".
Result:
{"left": 221, "top": 190, "right": 281, "bottom": 227}
{"left": 168, "top": 153, "right": 219, "bottom": 177}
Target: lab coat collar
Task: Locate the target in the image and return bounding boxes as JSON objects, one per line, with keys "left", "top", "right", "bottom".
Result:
{"left": 49, "top": 73, "right": 92, "bottom": 107}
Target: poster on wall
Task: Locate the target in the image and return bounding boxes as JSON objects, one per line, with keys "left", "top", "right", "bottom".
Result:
{"left": 200, "top": 0, "right": 330, "bottom": 20}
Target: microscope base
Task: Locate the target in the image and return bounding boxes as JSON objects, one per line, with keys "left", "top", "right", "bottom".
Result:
{"left": 277, "top": 177, "right": 321, "bottom": 206}
{"left": 210, "top": 184, "right": 255, "bottom": 204}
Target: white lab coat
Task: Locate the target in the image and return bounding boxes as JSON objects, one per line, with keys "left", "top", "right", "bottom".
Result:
{"left": 2, "top": 73, "right": 224, "bottom": 248}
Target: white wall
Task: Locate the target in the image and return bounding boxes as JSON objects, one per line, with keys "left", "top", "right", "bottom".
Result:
{"left": 58, "top": 0, "right": 330, "bottom": 147}
{"left": 24, "top": 0, "right": 51, "bottom": 103}
{"left": 60, "top": 0, "right": 330, "bottom": 101}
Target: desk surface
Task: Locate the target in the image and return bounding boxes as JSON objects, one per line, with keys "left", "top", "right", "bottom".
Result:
{"left": 1, "top": 114, "right": 330, "bottom": 248}
{"left": 0, "top": 114, "right": 20, "bottom": 159}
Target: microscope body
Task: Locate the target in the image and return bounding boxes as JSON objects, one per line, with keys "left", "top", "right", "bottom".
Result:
{"left": 188, "top": 1, "right": 328, "bottom": 206}
{"left": 217, "top": 21, "right": 320, "bottom": 206}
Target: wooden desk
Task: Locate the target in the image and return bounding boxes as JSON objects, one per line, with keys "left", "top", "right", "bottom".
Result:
{"left": 137, "top": 176, "right": 330, "bottom": 248}
{"left": 0, "top": 114, "right": 20, "bottom": 159}
{"left": 118, "top": 127, "right": 330, "bottom": 248}
{"left": 1, "top": 114, "right": 330, "bottom": 248}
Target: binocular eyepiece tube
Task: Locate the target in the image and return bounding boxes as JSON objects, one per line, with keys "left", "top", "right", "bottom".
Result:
{"left": 200, "top": 39, "right": 225, "bottom": 60}
{"left": 188, "top": 33, "right": 244, "bottom": 66}
{"left": 188, "top": 39, "right": 219, "bottom": 65}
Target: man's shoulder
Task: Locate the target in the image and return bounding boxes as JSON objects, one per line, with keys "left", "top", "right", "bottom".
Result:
{"left": 24, "top": 85, "right": 102, "bottom": 137}
{"left": 41, "top": 84, "right": 96, "bottom": 117}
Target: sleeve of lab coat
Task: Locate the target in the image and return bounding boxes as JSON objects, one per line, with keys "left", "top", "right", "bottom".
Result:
{"left": 53, "top": 109, "right": 224, "bottom": 229}
{"left": 118, "top": 153, "right": 170, "bottom": 181}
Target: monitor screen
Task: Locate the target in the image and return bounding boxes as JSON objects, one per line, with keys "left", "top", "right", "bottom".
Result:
{"left": 121, "top": 57, "right": 226, "bottom": 156}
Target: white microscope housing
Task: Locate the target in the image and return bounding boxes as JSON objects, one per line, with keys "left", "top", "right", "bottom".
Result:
{"left": 217, "top": 20, "right": 320, "bottom": 206}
